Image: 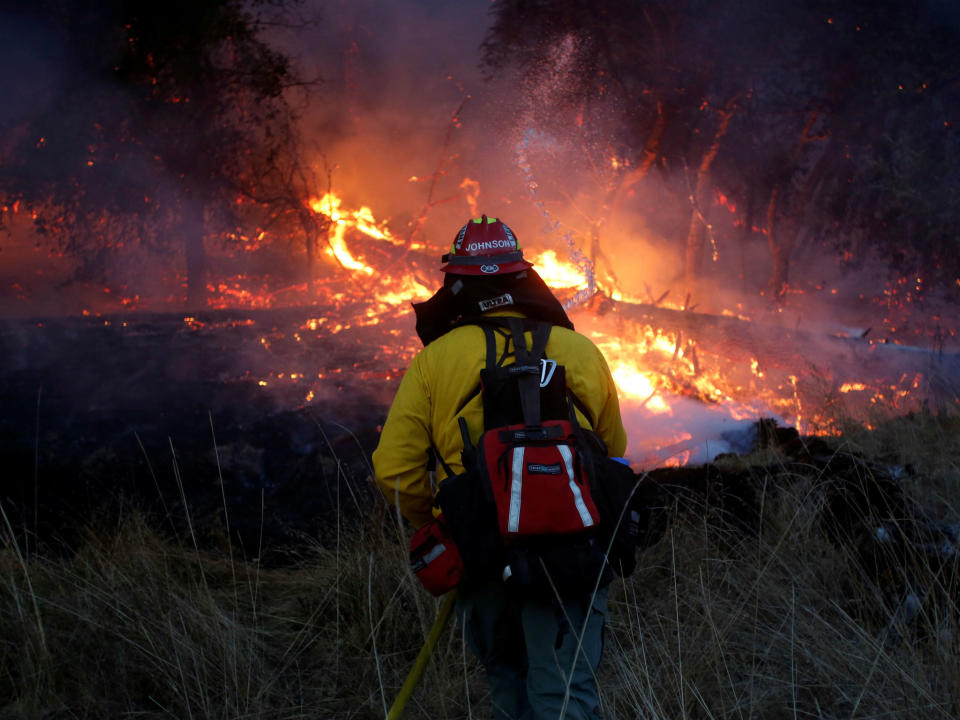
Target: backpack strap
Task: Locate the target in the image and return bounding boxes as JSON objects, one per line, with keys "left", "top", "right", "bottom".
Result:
{"left": 430, "top": 444, "right": 456, "bottom": 480}
{"left": 458, "top": 415, "right": 476, "bottom": 466}
{"left": 506, "top": 317, "right": 553, "bottom": 428}
{"left": 567, "top": 388, "right": 596, "bottom": 432}
{"left": 505, "top": 317, "right": 551, "bottom": 363}
{"left": 479, "top": 323, "right": 500, "bottom": 369}
{"left": 529, "top": 321, "right": 552, "bottom": 360}
{"left": 457, "top": 316, "right": 558, "bottom": 430}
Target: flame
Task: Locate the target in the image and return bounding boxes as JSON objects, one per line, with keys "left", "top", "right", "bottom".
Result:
{"left": 533, "top": 250, "right": 587, "bottom": 289}
{"left": 610, "top": 361, "right": 672, "bottom": 413}
{"left": 460, "top": 177, "right": 480, "bottom": 217}
{"left": 840, "top": 382, "right": 867, "bottom": 393}
{"left": 8, "top": 164, "right": 936, "bottom": 466}
{"left": 377, "top": 274, "right": 433, "bottom": 306}
{"left": 714, "top": 190, "right": 737, "bottom": 214}
{"left": 309, "top": 192, "right": 402, "bottom": 275}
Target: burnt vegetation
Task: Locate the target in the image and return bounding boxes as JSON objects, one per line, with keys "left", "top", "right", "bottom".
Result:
{"left": 0, "top": 1, "right": 957, "bottom": 314}
{"left": 483, "top": 0, "right": 960, "bottom": 304}
{"left": 0, "top": 0, "right": 318, "bottom": 307}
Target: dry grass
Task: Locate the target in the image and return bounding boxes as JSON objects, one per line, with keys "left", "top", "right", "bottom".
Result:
{"left": 602, "top": 471, "right": 958, "bottom": 720}
{"left": 1, "top": 412, "right": 958, "bottom": 719}
{"left": 0, "top": 505, "right": 482, "bottom": 720}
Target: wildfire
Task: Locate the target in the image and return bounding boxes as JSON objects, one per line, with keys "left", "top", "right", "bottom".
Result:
{"left": 460, "top": 178, "right": 480, "bottom": 218}
{"left": 609, "top": 360, "right": 672, "bottom": 413}
{"left": 7, "top": 169, "right": 933, "bottom": 468}
{"left": 304, "top": 192, "right": 432, "bottom": 307}
{"left": 183, "top": 316, "right": 205, "bottom": 330}
{"left": 376, "top": 274, "right": 433, "bottom": 307}
{"left": 309, "top": 192, "right": 401, "bottom": 275}
{"left": 533, "top": 250, "right": 588, "bottom": 289}
{"left": 840, "top": 382, "right": 867, "bottom": 393}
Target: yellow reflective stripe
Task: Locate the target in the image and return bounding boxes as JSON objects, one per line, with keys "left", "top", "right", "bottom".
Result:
{"left": 472, "top": 217, "right": 497, "bottom": 223}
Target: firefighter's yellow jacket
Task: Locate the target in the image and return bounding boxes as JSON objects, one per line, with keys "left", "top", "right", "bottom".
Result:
{"left": 373, "top": 311, "right": 627, "bottom": 528}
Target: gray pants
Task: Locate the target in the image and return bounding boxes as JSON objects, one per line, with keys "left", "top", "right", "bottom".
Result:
{"left": 458, "top": 580, "right": 608, "bottom": 720}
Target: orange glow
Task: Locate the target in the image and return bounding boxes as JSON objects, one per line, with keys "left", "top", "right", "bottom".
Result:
{"left": 663, "top": 449, "right": 692, "bottom": 468}
{"left": 460, "top": 177, "right": 480, "bottom": 218}
{"left": 533, "top": 250, "right": 586, "bottom": 289}
{"left": 9, "top": 161, "right": 932, "bottom": 468}
{"left": 840, "top": 382, "right": 867, "bottom": 393}
{"left": 610, "top": 362, "right": 671, "bottom": 413}
{"left": 309, "top": 192, "right": 404, "bottom": 275}
{"left": 377, "top": 275, "right": 433, "bottom": 306}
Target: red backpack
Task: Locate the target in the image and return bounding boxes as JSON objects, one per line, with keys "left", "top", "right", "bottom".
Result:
{"left": 436, "top": 317, "right": 613, "bottom": 598}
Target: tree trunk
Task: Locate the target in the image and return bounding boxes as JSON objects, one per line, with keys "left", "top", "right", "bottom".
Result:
{"left": 685, "top": 217, "right": 707, "bottom": 292}
{"left": 182, "top": 199, "right": 207, "bottom": 310}
{"left": 739, "top": 189, "right": 755, "bottom": 293}
{"left": 609, "top": 101, "right": 666, "bottom": 212}
{"left": 766, "top": 188, "right": 792, "bottom": 300}
{"left": 306, "top": 235, "right": 315, "bottom": 296}
{"left": 300, "top": 208, "right": 317, "bottom": 296}
{"left": 590, "top": 221, "right": 620, "bottom": 294}
{"left": 765, "top": 110, "right": 835, "bottom": 302}
{"left": 769, "top": 243, "right": 791, "bottom": 301}
{"left": 684, "top": 97, "right": 738, "bottom": 297}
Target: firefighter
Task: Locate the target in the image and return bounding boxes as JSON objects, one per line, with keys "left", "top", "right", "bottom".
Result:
{"left": 373, "top": 215, "right": 627, "bottom": 720}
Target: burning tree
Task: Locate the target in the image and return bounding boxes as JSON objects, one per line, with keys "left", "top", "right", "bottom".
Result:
{"left": 0, "top": 0, "right": 314, "bottom": 308}
{"left": 482, "top": 0, "right": 960, "bottom": 308}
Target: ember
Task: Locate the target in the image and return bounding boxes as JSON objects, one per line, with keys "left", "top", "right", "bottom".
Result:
{"left": 3, "top": 187, "right": 958, "bottom": 465}
{"left": 1, "top": 0, "right": 958, "bottom": 477}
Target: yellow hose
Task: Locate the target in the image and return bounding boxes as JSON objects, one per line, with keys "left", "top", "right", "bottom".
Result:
{"left": 387, "top": 590, "right": 458, "bottom": 720}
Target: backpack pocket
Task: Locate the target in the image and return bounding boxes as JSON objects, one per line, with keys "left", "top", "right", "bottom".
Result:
{"left": 409, "top": 516, "right": 463, "bottom": 596}
{"left": 503, "top": 536, "right": 612, "bottom": 600}
{"left": 434, "top": 471, "right": 504, "bottom": 580}
{"left": 480, "top": 420, "right": 601, "bottom": 540}
{"left": 590, "top": 455, "right": 642, "bottom": 577}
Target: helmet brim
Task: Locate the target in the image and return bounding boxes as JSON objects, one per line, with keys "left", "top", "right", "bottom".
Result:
{"left": 440, "top": 258, "right": 534, "bottom": 275}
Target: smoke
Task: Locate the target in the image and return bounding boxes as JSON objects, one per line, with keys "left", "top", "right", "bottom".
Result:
{"left": 4, "top": 0, "right": 956, "bottom": 332}
{"left": 0, "top": 9, "right": 65, "bottom": 135}
{"left": 272, "top": 1, "right": 497, "bottom": 242}
{"left": 3, "top": 1, "right": 957, "bottom": 462}
{"left": 0, "top": 4, "right": 209, "bottom": 315}
{"left": 620, "top": 397, "right": 762, "bottom": 468}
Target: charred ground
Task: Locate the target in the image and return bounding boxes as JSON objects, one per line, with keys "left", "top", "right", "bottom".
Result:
{"left": 0, "top": 309, "right": 396, "bottom": 558}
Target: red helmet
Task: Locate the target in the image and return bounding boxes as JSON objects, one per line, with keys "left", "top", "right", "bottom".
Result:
{"left": 441, "top": 215, "right": 533, "bottom": 275}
